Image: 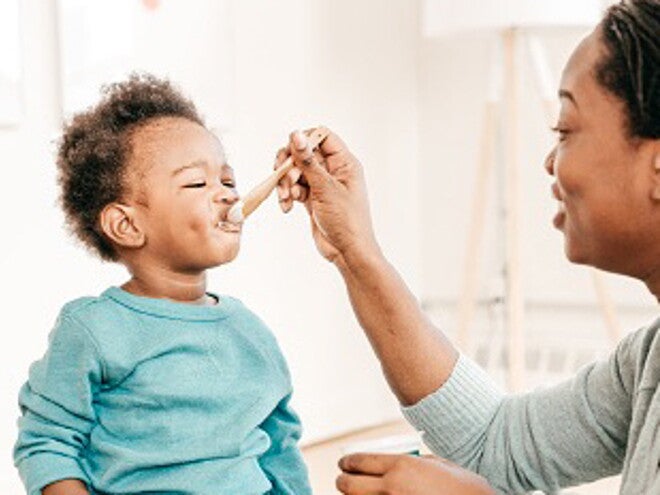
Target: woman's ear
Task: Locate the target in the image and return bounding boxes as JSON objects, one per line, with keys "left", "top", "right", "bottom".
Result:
{"left": 651, "top": 145, "right": 660, "bottom": 201}
{"left": 99, "top": 203, "right": 146, "bottom": 249}
{"left": 646, "top": 134, "right": 660, "bottom": 201}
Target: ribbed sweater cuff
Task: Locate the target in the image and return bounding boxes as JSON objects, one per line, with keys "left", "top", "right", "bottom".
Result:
{"left": 401, "top": 354, "right": 503, "bottom": 456}
{"left": 18, "top": 453, "right": 89, "bottom": 495}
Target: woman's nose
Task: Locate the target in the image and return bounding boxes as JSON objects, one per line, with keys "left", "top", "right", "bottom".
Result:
{"left": 544, "top": 148, "right": 557, "bottom": 176}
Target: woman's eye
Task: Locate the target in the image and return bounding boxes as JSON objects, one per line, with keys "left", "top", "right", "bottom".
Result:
{"left": 184, "top": 182, "right": 207, "bottom": 189}
{"left": 222, "top": 181, "right": 236, "bottom": 189}
{"left": 551, "top": 125, "right": 570, "bottom": 141}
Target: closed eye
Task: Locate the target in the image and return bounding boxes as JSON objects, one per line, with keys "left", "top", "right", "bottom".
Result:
{"left": 550, "top": 125, "right": 570, "bottom": 141}
{"left": 183, "top": 182, "right": 206, "bottom": 188}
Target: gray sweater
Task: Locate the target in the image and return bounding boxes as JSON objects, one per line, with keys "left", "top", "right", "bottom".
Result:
{"left": 402, "top": 319, "right": 660, "bottom": 494}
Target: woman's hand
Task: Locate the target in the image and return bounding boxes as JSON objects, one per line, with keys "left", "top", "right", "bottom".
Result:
{"left": 275, "top": 128, "right": 381, "bottom": 267}
{"left": 336, "top": 453, "right": 496, "bottom": 495}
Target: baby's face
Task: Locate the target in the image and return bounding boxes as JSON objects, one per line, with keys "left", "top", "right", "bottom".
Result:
{"left": 126, "top": 117, "right": 241, "bottom": 272}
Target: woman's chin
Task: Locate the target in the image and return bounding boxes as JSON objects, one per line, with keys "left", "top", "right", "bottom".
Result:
{"left": 563, "top": 238, "right": 589, "bottom": 266}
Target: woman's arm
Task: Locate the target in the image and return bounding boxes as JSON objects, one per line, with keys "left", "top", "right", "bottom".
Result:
{"left": 336, "top": 249, "right": 459, "bottom": 405}
{"left": 280, "top": 129, "right": 635, "bottom": 494}
{"left": 279, "top": 129, "right": 458, "bottom": 405}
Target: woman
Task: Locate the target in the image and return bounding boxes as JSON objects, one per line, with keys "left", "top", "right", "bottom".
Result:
{"left": 277, "top": 0, "right": 659, "bottom": 493}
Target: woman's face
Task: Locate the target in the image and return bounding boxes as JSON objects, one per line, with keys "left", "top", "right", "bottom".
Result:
{"left": 546, "top": 28, "right": 659, "bottom": 278}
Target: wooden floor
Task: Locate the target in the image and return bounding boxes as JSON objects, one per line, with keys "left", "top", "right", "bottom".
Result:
{"left": 302, "top": 420, "right": 621, "bottom": 495}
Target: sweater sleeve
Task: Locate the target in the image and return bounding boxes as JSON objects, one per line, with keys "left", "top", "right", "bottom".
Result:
{"left": 14, "top": 311, "right": 103, "bottom": 495}
{"left": 258, "top": 392, "right": 312, "bottom": 495}
{"left": 402, "top": 338, "right": 634, "bottom": 494}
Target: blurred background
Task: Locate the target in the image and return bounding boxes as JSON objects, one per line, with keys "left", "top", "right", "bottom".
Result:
{"left": 0, "top": 0, "right": 656, "bottom": 493}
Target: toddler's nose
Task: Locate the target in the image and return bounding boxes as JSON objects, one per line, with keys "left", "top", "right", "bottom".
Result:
{"left": 222, "top": 190, "right": 240, "bottom": 206}
{"left": 213, "top": 183, "right": 240, "bottom": 205}
{"left": 224, "top": 187, "right": 240, "bottom": 205}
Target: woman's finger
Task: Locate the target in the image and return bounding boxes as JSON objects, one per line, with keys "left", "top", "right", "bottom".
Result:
{"left": 275, "top": 147, "right": 292, "bottom": 212}
{"left": 339, "top": 453, "right": 402, "bottom": 476}
{"left": 289, "top": 130, "right": 336, "bottom": 191}
{"left": 274, "top": 147, "right": 289, "bottom": 172}
{"left": 335, "top": 473, "right": 384, "bottom": 495}
{"left": 291, "top": 184, "right": 308, "bottom": 203}
{"left": 286, "top": 166, "right": 302, "bottom": 187}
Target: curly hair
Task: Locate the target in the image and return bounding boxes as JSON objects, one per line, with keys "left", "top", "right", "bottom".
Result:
{"left": 57, "top": 73, "right": 204, "bottom": 261}
{"left": 597, "top": 0, "right": 660, "bottom": 139}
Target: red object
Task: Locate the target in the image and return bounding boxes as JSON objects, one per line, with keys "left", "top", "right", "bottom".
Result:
{"left": 142, "top": 0, "right": 160, "bottom": 11}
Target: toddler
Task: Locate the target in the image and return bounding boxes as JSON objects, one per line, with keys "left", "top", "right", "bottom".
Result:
{"left": 13, "top": 74, "right": 311, "bottom": 495}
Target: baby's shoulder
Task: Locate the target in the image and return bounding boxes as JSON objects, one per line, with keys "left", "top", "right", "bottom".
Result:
{"left": 47, "top": 295, "right": 125, "bottom": 361}
{"left": 54, "top": 292, "right": 161, "bottom": 378}
{"left": 60, "top": 295, "right": 103, "bottom": 316}
{"left": 59, "top": 294, "right": 123, "bottom": 327}
{"left": 56, "top": 293, "right": 142, "bottom": 352}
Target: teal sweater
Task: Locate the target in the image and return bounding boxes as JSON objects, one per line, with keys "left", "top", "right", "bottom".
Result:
{"left": 14, "top": 287, "right": 311, "bottom": 495}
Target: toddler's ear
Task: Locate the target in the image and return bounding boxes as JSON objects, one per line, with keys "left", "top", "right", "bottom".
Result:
{"left": 99, "top": 203, "right": 146, "bottom": 249}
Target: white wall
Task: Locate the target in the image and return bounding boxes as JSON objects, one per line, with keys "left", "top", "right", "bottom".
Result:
{"left": 1, "top": 0, "right": 421, "bottom": 491}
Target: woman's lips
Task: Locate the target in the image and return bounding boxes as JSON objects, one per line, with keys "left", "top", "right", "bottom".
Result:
{"left": 551, "top": 183, "right": 563, "bottom": 201}
{"left": 553, "top": 201, "right": 566, "bottom": 229}
{"left": 550, "top": 183, "right": 566, "bottom": 229}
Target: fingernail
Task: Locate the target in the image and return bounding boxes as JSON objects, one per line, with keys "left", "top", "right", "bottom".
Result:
{"left": 293, "top": 130, "right": 308, "bottom": 150}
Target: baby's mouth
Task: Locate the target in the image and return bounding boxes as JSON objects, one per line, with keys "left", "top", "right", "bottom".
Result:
{"left": 218, "top": 220, "right": 241, "bottom": 234}
{"left": 217, "top": 219, "right": 242, "bottom": 233}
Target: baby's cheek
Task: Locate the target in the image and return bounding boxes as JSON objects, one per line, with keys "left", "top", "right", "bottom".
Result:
{"left": 190, "top": 217, "right": 210, "bottom": 234}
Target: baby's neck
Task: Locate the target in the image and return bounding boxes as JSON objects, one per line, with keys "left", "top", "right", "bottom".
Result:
{"left": 122, "top": 265, "right": 214, "bottom": 306}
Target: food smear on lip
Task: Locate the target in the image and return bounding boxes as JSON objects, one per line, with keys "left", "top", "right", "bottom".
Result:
{"left": 227, "top": 201, "right": 245, "bottom": 224}
{"left": 217, "top": 220, "right": 242, "bottom": 233}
